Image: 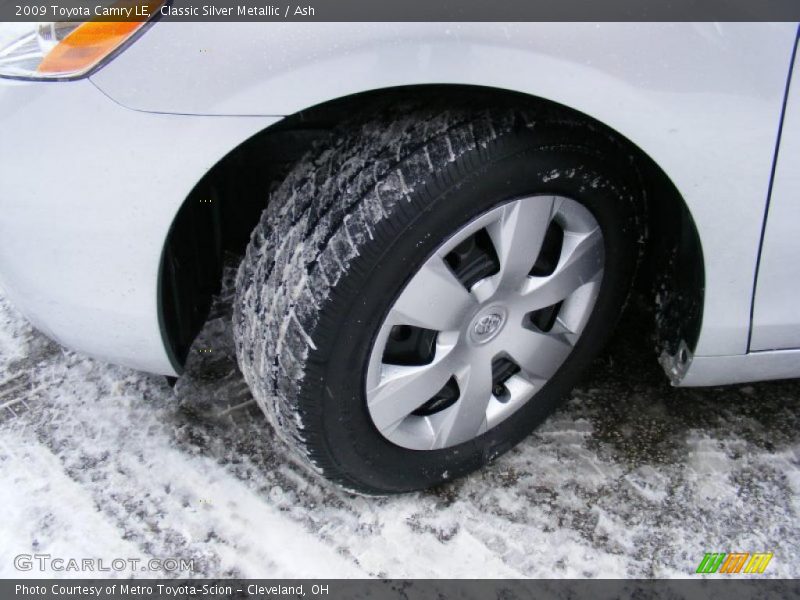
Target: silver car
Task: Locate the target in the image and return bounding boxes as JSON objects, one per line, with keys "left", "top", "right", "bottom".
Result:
{"left": 0, "top": 19, "right": 798, "bottom": 492}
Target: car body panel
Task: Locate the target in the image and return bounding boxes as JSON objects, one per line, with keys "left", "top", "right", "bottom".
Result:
{"left": 751, "top": 40, "right": 800, "bottom": 352}
{"left": 1, "top": 23, "right": 799, "bottom": 384}
{"left": 679, "top": 349, "right": 800, "bottom": 386}
{"left": 0, "top": 78, "right": 278, "bottom": 375}
{"left": 90, "top": 22, "right": 798, "bottom": 359}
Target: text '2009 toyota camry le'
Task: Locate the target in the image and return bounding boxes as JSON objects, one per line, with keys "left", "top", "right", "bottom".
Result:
{"left": 0, "top": 17, "right": 799, "bottom": 493}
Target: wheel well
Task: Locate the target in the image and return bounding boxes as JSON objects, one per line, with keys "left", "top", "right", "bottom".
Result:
{"left": 159, "top": 84, "right": 704, "bottom": 371}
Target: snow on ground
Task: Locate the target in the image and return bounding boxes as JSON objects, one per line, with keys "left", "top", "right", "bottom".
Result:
{"left": 1, "top": 274, "right": 799, "bottom": 579}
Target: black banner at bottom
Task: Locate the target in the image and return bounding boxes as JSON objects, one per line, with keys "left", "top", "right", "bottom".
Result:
{"left": 3, "top": 579, "right": 800, "bottom": 600}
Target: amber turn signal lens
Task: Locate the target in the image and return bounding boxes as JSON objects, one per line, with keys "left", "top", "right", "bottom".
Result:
{"left": 37, "top": 1, "right": 163, "bottom": 76}
{"left": 38, "top": 22, "right": 142, "bottom": 75}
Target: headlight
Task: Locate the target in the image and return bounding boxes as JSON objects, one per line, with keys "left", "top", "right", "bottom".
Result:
{"left": 0, "top": 2, "right": 163, "bottom": 80}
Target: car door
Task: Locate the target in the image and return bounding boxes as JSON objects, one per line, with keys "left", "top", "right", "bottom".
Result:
{"left": 751, "top": 30, "right": 800, "bottom": 351}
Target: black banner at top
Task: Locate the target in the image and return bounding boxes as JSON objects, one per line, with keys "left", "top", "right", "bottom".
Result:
{"left": 2, "top": 0, "right": 800, "bottom": 22}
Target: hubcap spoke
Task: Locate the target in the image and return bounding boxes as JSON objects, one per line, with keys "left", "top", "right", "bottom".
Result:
{"left": 485, "top": 197, "right": 555, "bottom": 294}
{"left": 367, "top": 352, "right": 457, "bottom": 434}
{"left": 431, "top": 357, "right": 493, "bottom": 448}
{"left": 390, "top": 255, "right": 477, "bottom": 331}
{"left": 502, "top": 328, "right": 573, "bottom": 382}
{"left": 521, "top": 228, "right": 603, "bottom": 310}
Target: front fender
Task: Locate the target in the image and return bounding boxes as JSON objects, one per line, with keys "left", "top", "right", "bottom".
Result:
{"left": 91, "top": 22, "right": 797, "bottom": 358}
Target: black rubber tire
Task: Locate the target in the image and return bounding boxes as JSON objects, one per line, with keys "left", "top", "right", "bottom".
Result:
{"left": 233, "top": 103, "right": 642, "bottom": 494}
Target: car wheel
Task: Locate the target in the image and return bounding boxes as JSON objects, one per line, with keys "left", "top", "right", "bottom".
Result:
{"left": 233, "top": 104, "right": 641, "bottom": 494}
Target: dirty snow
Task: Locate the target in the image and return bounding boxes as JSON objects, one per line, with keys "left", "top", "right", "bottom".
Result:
{"left": 0, "top": 273, "right": 798, "bottom": 579}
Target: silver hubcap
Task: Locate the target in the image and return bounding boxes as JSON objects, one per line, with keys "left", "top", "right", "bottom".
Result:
{"left": 366, "top": 195, "right": 604, "bottom": 450}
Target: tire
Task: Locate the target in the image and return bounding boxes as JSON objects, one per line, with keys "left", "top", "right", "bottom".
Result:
{"left": 233, "top": 103, "right": 642, "bottom": 494}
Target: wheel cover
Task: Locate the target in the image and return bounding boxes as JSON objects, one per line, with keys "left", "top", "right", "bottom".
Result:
{"left": 365, "top": 195, "right": 604, "bottom": 450}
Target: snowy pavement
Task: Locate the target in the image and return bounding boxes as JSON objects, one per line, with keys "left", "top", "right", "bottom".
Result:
{"left": 1, "top": 277, "right": 799, "bottom": 579}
